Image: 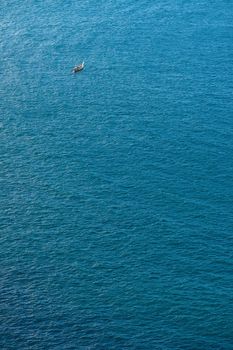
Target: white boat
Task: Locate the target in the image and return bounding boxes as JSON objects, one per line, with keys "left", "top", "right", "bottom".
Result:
{"left": 72, "top": 61, "right": 84, "bottom": 73}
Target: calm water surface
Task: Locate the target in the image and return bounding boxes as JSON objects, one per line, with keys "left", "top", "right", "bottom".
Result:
{"left": 1, "top": 1, "right": 233, "bottom": 349}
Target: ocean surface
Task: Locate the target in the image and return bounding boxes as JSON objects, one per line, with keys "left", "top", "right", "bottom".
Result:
{"left": 1, "top": 1, "right": 233, "bottom": 349}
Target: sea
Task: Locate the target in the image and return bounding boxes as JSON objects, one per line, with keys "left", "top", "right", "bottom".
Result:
{"left": 1, "top": 1, "right": 233, "bottom": 349}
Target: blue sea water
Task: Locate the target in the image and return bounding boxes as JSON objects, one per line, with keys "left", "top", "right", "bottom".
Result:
{"left": 1, "top": 0, "right": 233, "bottom": 348}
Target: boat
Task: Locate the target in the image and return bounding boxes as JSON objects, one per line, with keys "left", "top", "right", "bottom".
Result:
{"left": 72, "top": 62, "right": 84, "bottom": 73}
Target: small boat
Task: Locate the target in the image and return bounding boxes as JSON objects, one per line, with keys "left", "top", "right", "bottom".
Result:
{"left": 72, "top": 62, "right": 84, "bottom": 73}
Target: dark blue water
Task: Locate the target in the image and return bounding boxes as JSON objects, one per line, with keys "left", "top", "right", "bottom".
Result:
{"left": 1, "top": 1, "right": 233, "bottom": 349}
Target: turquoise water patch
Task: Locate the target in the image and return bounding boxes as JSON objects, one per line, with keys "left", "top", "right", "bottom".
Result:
{"left": 1, "top": 1, "right": 233, "bottom": 349}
